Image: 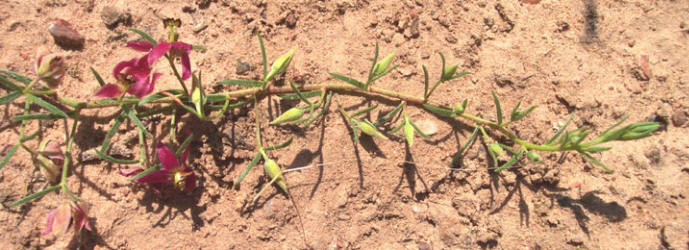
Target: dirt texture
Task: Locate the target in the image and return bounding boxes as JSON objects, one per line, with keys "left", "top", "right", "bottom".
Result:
{"left": 1, "top": 0, "right": 689, "bottom": 249}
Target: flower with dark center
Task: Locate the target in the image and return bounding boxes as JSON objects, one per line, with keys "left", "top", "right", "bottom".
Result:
{"left": 95, "top": 55, "right": 162, "bottom": 98}
{"left": 120, "top": 140, "right": 196, "bottom": 193}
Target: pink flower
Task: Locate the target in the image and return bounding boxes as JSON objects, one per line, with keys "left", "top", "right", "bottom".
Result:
{"left": 127, "top": 41, "right": 192, "bottom": 81}
{"left": 35, "top": 53, "right": 65, "bottom": 88}
{"left": 94, "top": 55, "right": 162, "bottom": 98}
{"left": 43, "top": 202, "right": 92, "bottom": 236}
{"left": 120, "top": 141, "right": 196, "bottom": 193}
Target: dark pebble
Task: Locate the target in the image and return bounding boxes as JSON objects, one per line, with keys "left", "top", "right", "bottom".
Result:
{"left": 49, "top": 19, "right": 85, "bottom": 49}
{"left": 671, "top": 111, "right": 687, "bottom": 127}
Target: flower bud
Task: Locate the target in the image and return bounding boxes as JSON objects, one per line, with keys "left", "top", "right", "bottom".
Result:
{"left": 36, "top": 140, "right": 63, "bottom": 183}
{"left": 618, "top": 122, "right": 659, "bottom": 141}
{"left": 453, "top": 99, "right": 467, "bottom": 115}
{"left": 489, "top": 143, "right": 504, "bottom": 157}
{"left": 441, "top": 64, "right": 458, "bottom": 82}
{"left": 264, "top": 48, "right": 296, "bottom": 82}
{"left": 358, "top": 120, "right": 388, "bottom": 140}
{"left": 526, "top": 151, "right": 541, "bottom": 162}
{"left": 270, "top": 107, "right": 305, "bottom": 125}
{"left": 373, "top": 52, "right": 395, "bottom": 75}
{"left": 403, "top": 121, "right": 414, "bottom": 147}
{"left": 35, "top": 53, "right": 65, "bottom": 88}
{"left": 263, "top": 159, "right": 287, "bottom": 192}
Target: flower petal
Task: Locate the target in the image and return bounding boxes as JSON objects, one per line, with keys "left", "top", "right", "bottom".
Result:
{"left": 72, "top": 202, "right": 92, "bottom": 232}
{"left": 127, "top": 77, "right": 150, "bottom": 98}
{"left": 52, "top": 204, "right": 73, "bottom": 236}
{"left": 156, "top": 142, "right": 179, "bottom": 170}
{"left": 147, "top": 42, "right": 172, "bottom": 66}
{"left": 180, "top": 52, "right": 191, "bottom": 81}
{"left": 112, "top": 58, "right": 137, "bottom": 80}
{"left": 95, "top": 83, "right": 124, "bottom": 98}
{"left": 136, "top": 169, "right": 171, "bottom": 184}
{"left": 127, "top": 41, "right": 154, "bottom": 52}
{"left": 42, "top": 208, "right": 58, "bottom": 236}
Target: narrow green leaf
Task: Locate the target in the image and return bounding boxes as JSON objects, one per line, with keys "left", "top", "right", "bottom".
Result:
{"left": 497, "top": 143, "right": 520, "bottom": 155}
{"left": 409, "top": 120, "right": 430, "bottom": 138}
{"left": 21, "top": 130, "right": 41, "bottom": 142}
{"left": 0, "top": 91, "right": 21, "bottom": 105}
{"left": 302, "top": 91, "right": 333, "bottom": 128}
{"left": 1, "top": 70, "right": 32, "bottom": 84}
{"left": 495, "top": 155, "right": 519, "bottom": 172}
{"left": 206, "top": 93, "right": 230, "bottom": 103}
{"left": 100, "top": 111, "right": 125, "bottom": 152}
{"left": 9, "top": 185, "right": 61, "bottom": 207}
{"left": 547, "top": 114, "right": 574, "bottom": 144}
{"left": 579, "top": 151, "right": 612, "bottom": 173}
{"left": 124, "top": 108, "right": 153, "bottom": 137}
{"left": 129, "top": 28, "right": 157, "bottom": 45}
{"left": 329, "top": 73, "right": 364, "bottom": 89}
{"left": 450, "top": 71, "right": 470, "bottom": 81}
{"left": 95, "top": 149, "right": 138, "bottom": 164}
{"left": 90, "top": 67, "right": 105, "bottom": 87}
{"left": 438, "top": 52, "right": 447, "bottom": 80}
{"left": 176, "top": 134, "right": 194, "bottom": 157}
{"left": 289, "top": 81, "right": 312, "bottom": 105}
{"left": 367, "top": 43, "right": 380, "bottom": 84}
{"left": 352, "top": 125, "right": 360, "bottom": 144}
{"left": 390, "top": 122, "right": 405, "bottom": 134}
{"left": 279, "top": 90, "right": 322, "bottom": 100}
{"left": 450, "top": 127, "right": 479, "bottom": 167}
{"left": 137, "top": 89, "right": 183, "bottom": 106}
{"left": 25, "top": 94, "right": 68, "bottom": 118}
{"left": 370, "top": 64, "right": 399, "bottom": 83}
{"left": 491, "top": 92, "right": 502, "bottom": 125}
{"left": 179, "top": 103, "right": 203, "bottom": 118}
{"left": 422, "top": 65, "right": 429, "bottom": 98}
{"left": 422, "top": 104, "right": 456, "bottom": 118}
{"left": 258, "top": 34, "right": 268, "bottom": 80}
{"left": 0, "top": 144, "right": 20, "bottom": 171}
{"left": 0, "top": 75, "right": 22, "bottom": 91}
{"left": 352, "top": 105, "right": 378, "bottom": 118}
{"left": 265, "top": 137, "right": 294, "bottom": 151}
{"left": 235, "top": 153, "right": 262, "bottom": 186}
{"left": 217, "top": 79, "right": 264, "bottom": 87}
{"left": 13, "top": 113, "right": 65, "bottom": 121}
{"left": 192, "top": 45, "right": 206, "bottom": 51}
{"left": 375, "top": 102, "right": 404, "bottom": 125}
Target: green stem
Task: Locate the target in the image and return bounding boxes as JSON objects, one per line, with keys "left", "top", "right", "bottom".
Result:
{"left": 22, "top": 78, "right": 40, "bottom": 93}
{"left": 60, "top": 112, "right": 81, "bottom": 202}
{"left": 167, "top": 56, "right": 189, "bottom": 95}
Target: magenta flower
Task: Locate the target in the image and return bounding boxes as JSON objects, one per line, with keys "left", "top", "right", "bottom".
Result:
{"left": 120, "top": 141, "right": 196, "bottom": 193}
{"left": 94, "top": 55, "right": 162, "bottom": 98}
{"left": 43, "top": 202, "right": 92, "bottom": 236}
{"left": 127, "top": 40, "right": 192, "bottom": 81}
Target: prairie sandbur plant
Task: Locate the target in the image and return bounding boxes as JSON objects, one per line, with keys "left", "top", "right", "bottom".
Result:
{"left": 0, "top": 20, "right": 658, "bottom": 245}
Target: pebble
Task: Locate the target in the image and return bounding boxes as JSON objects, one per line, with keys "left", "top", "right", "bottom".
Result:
{"left": 284, "top": 12, "right": 297, "bottom": 28}
{"left": 415, "top": 119, "right": 438, "bottom": 136}
{"left": 445, "top": 35, "right": 458, "bottom": 44}
{"left": 235, "top": 59, "right": 254, "bottom": 75}
{"left": 49, "top": 19, "right": 85, "bottom": 49}
{"left": 193, "top": 22, "right": 208, "bottom": 33}
{"left": 671, "top": 111, "right": 687, "bottom": 127}
{"left": 101, "top": 6, "right": 122, "bottom": 27}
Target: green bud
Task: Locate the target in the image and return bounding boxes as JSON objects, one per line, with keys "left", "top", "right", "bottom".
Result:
{"left": 526, "top": 151, "right": 541, "bottom": 163}
{"left": 441, "top": 64, "right": 458, "bottom": 82}
{"left": 264, "top": 48, "right": 296, "bottom": 82}
{"left": 191, "top": 86, "right": 203, "bottom": 114}
{"left": 358, "top": 120, "right": 388, "bottom": 140}
{"left": 489, "top": 143, "right": 504, "bottom": 157}
{"left": 618, "top": 122, "right": 659, "bottom": 141}
{"left": 35, "top": 53, "right": 65, "bottom": 88}
{"left": 264, "top": 159, "right": 287, "bottom": 192}
{"left": 270, "top": 107, "right": 305, "bottom": 125}
{"left": 403, "top": 121, "right": 414, "bottom": 147}
{"left": 453, "top": 99, "right": 468, "bottom": 115}
{"left": 35, "top": 139, "right": 63, "bottom": 183}
{"left": 373, "top": 52, "right": 395, "bottom": 75}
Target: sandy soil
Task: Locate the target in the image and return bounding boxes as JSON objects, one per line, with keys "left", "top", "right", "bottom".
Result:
{"left": 1, "top": 0, "right": 688, "bottom": 249}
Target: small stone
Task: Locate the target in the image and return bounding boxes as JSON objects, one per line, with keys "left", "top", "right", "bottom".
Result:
{"left": 193, "top": 22, "right": 208, "bottom": 33}
{"left": 235, "top": 59, "right": 254, "bottom": 75}
{"left": 101, "top": 6, "right": 122, "bottom": 27}
{"left": 671, "top": 111, "right": 687, "bottom": 127}
{"left": 445, "top": 35, "right": 458, "bottom": 44}
{"left": 415, "top": 119, "right": 438, "bottom": 136}
{"left": 49, "top": 19, "right": 85, "bottom": 49}
{"left": 284, "top": 12, "right": 297, "bottom": 28}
